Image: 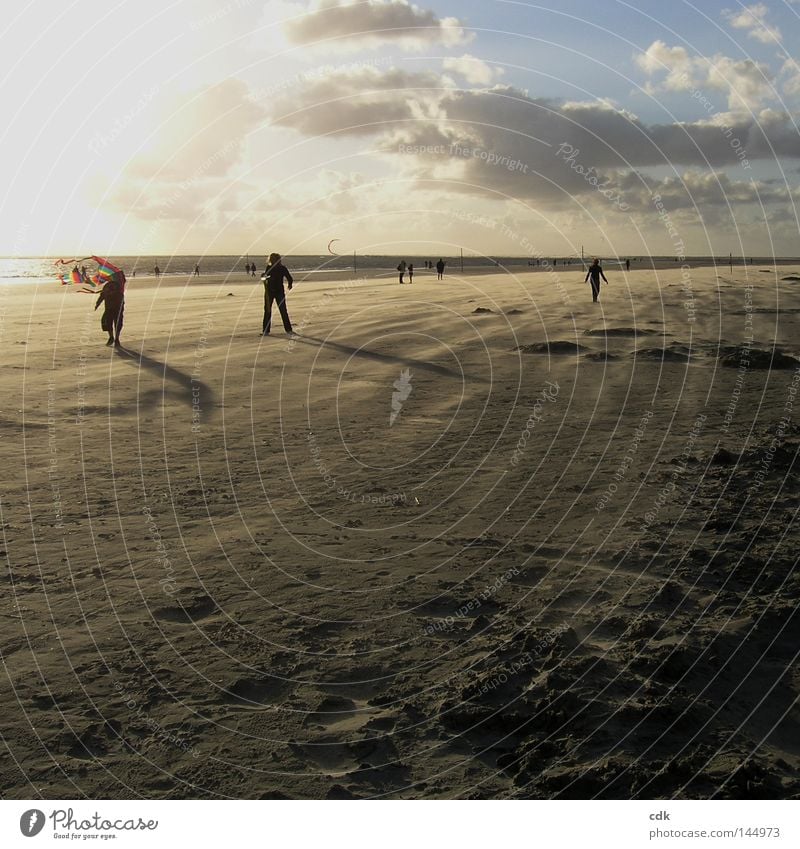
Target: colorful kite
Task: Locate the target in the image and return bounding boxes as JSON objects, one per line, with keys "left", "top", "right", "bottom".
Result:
{"left": 55, "top": 255, "right": 126, "bottom": 294}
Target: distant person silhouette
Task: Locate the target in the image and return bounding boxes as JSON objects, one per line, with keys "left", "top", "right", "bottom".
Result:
{"left": 251, "top": 263, "right": 256, "bottom": 277}
{"left": 436, "top": 259, "right": 445, "bottom": 279}
{"left": 154, "top": 265, "right": 160, "bottom": 278}
{"left": 261, "top": 252, "right": 294, "bottom": 336}
{"left": 95, "top": 272, "right": 125, "bottom": 347}
{"left": 408, "top": 263, "right": 414, "bottom": 284}
{"left": 245, "top": 262, "right": 250, "bottom": 275}
{"left": 585, "top": 258, "right": 608, "bottom": 302}
{"left": 194, "top": 263, "right": 200, "bottom": 276}
{"left": 625, "top": 258, "right": 630, "bottom": 271}
{"left": 397, "top": 259, "right": 407, "bottom": 284}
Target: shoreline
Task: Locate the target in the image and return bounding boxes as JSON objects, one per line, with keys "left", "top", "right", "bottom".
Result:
{"left": 4, "top": 257, "right": 800, "bottom": 288}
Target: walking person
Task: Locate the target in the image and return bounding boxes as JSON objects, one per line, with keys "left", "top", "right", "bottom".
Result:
{"left": 194, "top": 263, "right": 200, "bottom": 276}
{"left": 245, "top": 262, "right": 251, "bottom": 276}
{"left": 436, "top": 258, "right": 445, "bottom": 280}
{"left": 585, "top": 258, "right": 608, "bottom": 303}
{"left": 408, "top": 263, "right": 414, "bottom": 284}
{"left": 261, "top": 252, "right": 294, "bottom": 336}
{"left": 397, "top": 259, "right": 407, "bottom": 284}
{"left": 94, "top": 271, "right": 125, "bottom": 347}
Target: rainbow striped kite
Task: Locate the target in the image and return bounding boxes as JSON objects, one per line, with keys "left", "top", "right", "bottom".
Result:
{"left": 55, "top": 255, "right": 126, "bottom": 293}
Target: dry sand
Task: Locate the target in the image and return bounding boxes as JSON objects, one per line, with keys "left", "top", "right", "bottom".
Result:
{"left": 1, "top": 264, "right": 799, "bottom": 799}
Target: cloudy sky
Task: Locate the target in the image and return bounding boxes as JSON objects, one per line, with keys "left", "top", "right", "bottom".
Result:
{"left": 2, "top": 0, "right": 800, "bottom": 258}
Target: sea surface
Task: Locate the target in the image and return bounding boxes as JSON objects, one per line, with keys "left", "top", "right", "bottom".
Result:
{"left": 0, "top": 254, "right": 794, "bottom": 285}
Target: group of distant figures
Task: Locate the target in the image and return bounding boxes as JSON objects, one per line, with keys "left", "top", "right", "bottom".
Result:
{"left": 93, "top": 253, "right": 616, "bottom": 349}
{"left": 397, "top": 258, "right": 447, "bottom": 284}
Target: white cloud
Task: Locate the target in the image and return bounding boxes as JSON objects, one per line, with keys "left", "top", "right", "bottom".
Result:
{"left": 284, "top": 0, "right": 473, "bottom": 51}
{"left": 723, "top": 3, "right": 782, "bottom": 44}
{"left": 635, "top": 40, "right": 775, "bottom": 110}
{"left": 442, "top": 54, "right": 503, "bottom": 86}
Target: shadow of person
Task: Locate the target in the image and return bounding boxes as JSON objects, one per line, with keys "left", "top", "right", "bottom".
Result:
{"left": 113, "top": 345, "right": 215, "bottom": 420}
{"left": 292, "top": 335, "right": 482, "bottom": 382}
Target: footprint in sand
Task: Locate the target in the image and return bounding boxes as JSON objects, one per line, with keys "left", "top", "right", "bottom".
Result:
{"left": 221, "top": 675, "right": 293, "bottom": 709}
{"left": 152, "top": 594, "right": 219, "bottom": 624}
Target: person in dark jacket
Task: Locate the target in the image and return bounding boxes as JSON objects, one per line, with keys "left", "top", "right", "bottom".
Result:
{"left": 584, "top": 258, "right": 608, "bottom": 302}
{"left": 436, "top": 258, "right": 445, "bottom": 279}
{"left": 95, "top": 273, "right": 125, "bottom": 346}
{"left": 261, "top": 252, "right": 294, "bottom": 335}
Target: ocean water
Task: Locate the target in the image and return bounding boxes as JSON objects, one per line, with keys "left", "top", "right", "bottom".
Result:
{"left": 0, "top": 254, "right": 791, "bottom": 284}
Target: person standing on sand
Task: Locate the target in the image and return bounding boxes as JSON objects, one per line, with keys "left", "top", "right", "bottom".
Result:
{"left": 585, "top": 258, "right": 608, "bottom": 303}
{"left": 397, "top": 259, "right": 407, "bottom": 284}
{"left": 626, "top": 258, "right": 630, "bottom": 271}
{"left": 194, "top": 263, "right": 200, "bottom": 276}
{"left": 436, "top": 258, "right": 445, "bottom": 280}
{"left": 261, "top": 252, "right": 294, "bottom": 336}
{"left": 154, "top": 265, "right": 160, "bottom": 278}
{"left": 408, "top": 263, "right": 414, "bottom": 284}
{"left": 94, "top": 272, "right": 125, "bottom": 347}
{"left": 245, "top": 262, "right": 250, "bottom": 276}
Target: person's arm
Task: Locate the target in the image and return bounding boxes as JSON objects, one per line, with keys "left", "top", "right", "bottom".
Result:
{"left": 585, "top": 270, "right": 591, "bottom": 282}
{"left": 601, "top": 269, "right": 609, "bottom": 283}
{"left": 94, "top": 288, "right": 105, "bottom": 310}
{"left": 285, "top": 267, "right": 293, "bottom": 289}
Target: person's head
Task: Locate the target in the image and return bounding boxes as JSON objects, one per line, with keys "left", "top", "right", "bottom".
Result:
{"left": 268, "top": 252, "right": 281, "bottom": 266}
{"left": 592, "top": 258, "right": 599, "bottom": 266}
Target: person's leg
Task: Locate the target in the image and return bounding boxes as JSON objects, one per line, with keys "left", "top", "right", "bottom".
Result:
{"left": 103, "top": 309, "right": 114, "bottom": 345}
{"left": 591, "top": 281, "right": 600, "bottom": 302}
{"left": 114, "top": 304, "right": 124, "bottom": 345}
{"left": 263, "top": 288, "right": 273, "bottom": 334}
{"left": 276, "top": 290, "right": 293, "bottom": 333}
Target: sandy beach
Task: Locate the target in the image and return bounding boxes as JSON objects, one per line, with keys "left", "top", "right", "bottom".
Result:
{"left": 1, "top": 264, "right": 799, "bottom": 799}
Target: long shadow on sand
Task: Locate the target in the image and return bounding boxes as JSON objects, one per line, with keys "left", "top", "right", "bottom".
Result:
{"left": 292, "top": 335, "right": 480, "bottom": 382}
{"left": 114, "top": 345, "right": 215, "bottom": 418}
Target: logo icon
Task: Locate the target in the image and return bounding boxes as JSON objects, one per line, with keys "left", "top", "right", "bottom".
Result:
{"left": 20, "top": 809, "right": 45, "bottom": 837}
{"left": 389, "top": 368, "right": 413, "bottom": 426}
